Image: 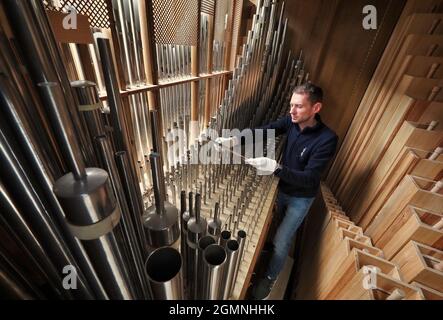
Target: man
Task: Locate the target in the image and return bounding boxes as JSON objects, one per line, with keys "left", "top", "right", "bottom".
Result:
{"left": 216, "top": 83, "right": 338, "bottom": 299}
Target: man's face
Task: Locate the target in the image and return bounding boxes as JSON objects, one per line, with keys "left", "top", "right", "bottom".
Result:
{"left": 289, "top": 93, "right": 321, "bottom": 124}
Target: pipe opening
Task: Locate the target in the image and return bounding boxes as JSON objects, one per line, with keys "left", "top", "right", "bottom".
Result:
{"left": 221, "top": 230, "right": 231, "bottom": 240}
{"left": 199, "top": 235, "right": 216, "bottom": 250}
{"left": 238, "top": 230, "right": 246, "bottom": 239}
{"left": 204, "top": 244, "right": 226, "bottom": 266}
{"left": 145, "top": 247, "right": 181, "bottom": 282}
{"left": 227, "top": 239, "right": 239, "bottom": 251}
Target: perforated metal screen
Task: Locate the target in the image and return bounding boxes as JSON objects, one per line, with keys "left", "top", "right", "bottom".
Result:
{"left": 151, "top": 0, "right": 199, "bottom": 45}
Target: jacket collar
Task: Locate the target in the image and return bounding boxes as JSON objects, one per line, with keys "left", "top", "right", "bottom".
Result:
{"left": 295, "top": 113, "right": 324, "bottom": 134}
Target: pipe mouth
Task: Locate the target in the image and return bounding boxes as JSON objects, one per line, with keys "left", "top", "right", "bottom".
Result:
{"left": 227, "top": 239, "right": 239, "bottom": 251}
{"left": 199, "top": 235, "right": 216, "bottom": 250}
{"left": 204, "top": 244, "right": 226, "bottom": 266}
{"left": 145, "top": 247, "right": 182, "bottom": 283}
{"left": 237, "top": 230, "right": 246, "bottom": 239}
{"left": 221, "top": 230, "right": 231, "bottom": 240}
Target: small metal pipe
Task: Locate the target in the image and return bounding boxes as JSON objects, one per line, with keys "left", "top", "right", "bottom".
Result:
{"left": 202, "top": 244, "right": 227, "bottom": 300}
{"left": 207, "top": 202, "right": 222, "bottom": 239}
{"left": 222, "top": 239, "right": 240, "bottom": 299}
{"left": 196, "top": 235, "right": 216, "bottom": 299}
{"left": 220, "top": 230, "right": 231, "bottom": 247}
{"left": 232, "top": 230, "right": 247, "bottom": 296}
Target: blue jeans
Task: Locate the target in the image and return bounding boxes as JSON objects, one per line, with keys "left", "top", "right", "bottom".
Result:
{"left": 265, "top": 191, "right": 315, "bottom": 280}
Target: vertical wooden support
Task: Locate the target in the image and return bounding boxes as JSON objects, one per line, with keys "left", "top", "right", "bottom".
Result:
{"left": 204, "top": 14, "right": 215, "bottom": 126}
{"left": 76, "top": 44, "right": 97, "bottom": 82}
{"left": 190, "top": 1, "right": 201, "bottom": 143}
{"left": 140, "top": 0, "right": 159, "bottom": 109}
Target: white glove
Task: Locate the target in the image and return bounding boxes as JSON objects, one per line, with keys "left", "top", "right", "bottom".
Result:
{"left": 214, "top": 136, "right": 239, "bottom": 151}
{"left": 245, "top": 157, "right": 279, "bottom": 175}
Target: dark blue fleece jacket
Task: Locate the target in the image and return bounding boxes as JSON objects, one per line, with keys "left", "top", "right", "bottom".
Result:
{"left": 257, "top": 114, "right": 338, "bottom": 197}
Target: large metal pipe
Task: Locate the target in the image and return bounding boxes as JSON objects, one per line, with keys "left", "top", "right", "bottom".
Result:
{"left": 145, "top": 246, "right": 183, "bottom": 300}
{"left": 0, "top": 181, "right": 63, "bottom": 298}
{"left": 222, "top": 239, "right": 240, "bottom": 299}
{"left": 143, "top": 152, "right": 180, "bottom": 249}
{"left": 202, "top": 244, "right": 227, "bottom": 300}
{"left": 114, "top": 151, "right": 148, "bottom": 255}
{"left": 53, "top": 166, "right": 135, "bottom": 299}
{"left": 2, "top": 0, "right": 87, "bottom": 179}
{"left": 0, "top": 124, "right": 92, "bottom": 299}
{"left": 95, "top": 137, "right": 150, "bottom": 299}
{"left": 0, "top": 73, "right": 108, "bottom": 299}
{"left": 71, "top": 80, "right": 106, "bottom": 141}
{"left": 0, "top": 251, "right": 39, "bottom": 300}
{"left": 196, "top": 235, "right": 216, "bottom": 299}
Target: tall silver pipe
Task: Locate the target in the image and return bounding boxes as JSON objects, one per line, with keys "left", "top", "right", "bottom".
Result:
{"left": 0, "top": 181, "right": 64, "bottom": 298}
{"left": 0, "top": 73, "right": 108, "bottom": 299}
{"left": 143, "top": 152, "right": 180, "bottom": 249}
{"left": 232, "top": 230, "right": 247, "bottom": 295}
{"left": 54, "top": 167, "right": 135, "bottom": 300}
{"left": 2, "top": 0, "right": 88, "bottom": 179}
{"left": 114, "top": 151, "right": 148, "bottom": 255}
{"left": 202, "top": 244, "right": 227, "bottom": 300}
{"left": 222, "top": 239, "right": 240, "bottom": 299}
{"left": 96, "top": 137, "right": 150, "bottom": 299}
{"left": 186, "top": 193, "right": 207, "bottom": 299}
{"left": 208, "top": 202, "right": 222, "bottom": 239}
{"left": 0, "top": 125, "right": 91, "bottom": 299}
{"left": 179, "top": 190, "right": 190, "bottom": 292}
{"left": 145, "top": 246, "right": 183, "bottom": 300}
{"left": 71, "top": 80, "right": 106, "bottom": 141}
{"left": 196, "top": 235, "right": 216, "bottom": 299}
{"left": 0, "top": 251, "right": 39, "bottom": 300}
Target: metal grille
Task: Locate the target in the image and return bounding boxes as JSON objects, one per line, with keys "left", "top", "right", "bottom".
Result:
{"left": 229, "top": 0, "right": 243, "bottom": 69}
{"left": 152, "top": 0, "right": 199, "bottom": 45}
{"left": 214, "top": 0, "right": 230, "bottom": 42}
{"left": 43, "top": 0, "right": 111, "bottom": 29}
{"left": 201, "top": 0, "right": 215, "bottom": 15}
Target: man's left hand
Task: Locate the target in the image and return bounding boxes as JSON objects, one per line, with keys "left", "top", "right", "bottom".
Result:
{"left": 245, "top": 157, "right": 279, "bottom": 175}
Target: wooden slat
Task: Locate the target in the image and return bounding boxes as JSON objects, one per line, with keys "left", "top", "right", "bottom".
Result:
{"left": 392, "top": 241, "right": 443, "bottom": 292}
{"left": 365, "top": 175, "right": 443, "bottom": 245}
{"left": 381, "top": 206, "right": 443, "bottom": 259}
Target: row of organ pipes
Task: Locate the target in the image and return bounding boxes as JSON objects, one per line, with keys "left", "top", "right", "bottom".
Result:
{"left": 0, "top": 0, "right": 309, "bottom": 299}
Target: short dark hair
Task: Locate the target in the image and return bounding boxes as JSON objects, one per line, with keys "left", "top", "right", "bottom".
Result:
{"left": 292, "top": 83, "right": 323, "bottom": 104}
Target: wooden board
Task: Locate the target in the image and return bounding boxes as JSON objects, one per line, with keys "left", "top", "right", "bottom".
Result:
{"left": 323, "top": 249, "right": 402, "bottom": 300}
{"left": 365, "top": 175, "right": 443, "bottom": 245}
{"left": 382, "top": 205, "right": 443, "bottom": 259}
{"left": 231, "top": 177, "right": 279, "bottom": 300}
{"left": 334, "top": 269, "right": 424, "bottom": 300}
{"left": 392, "top": 240, "right": 443, "bottom": 292}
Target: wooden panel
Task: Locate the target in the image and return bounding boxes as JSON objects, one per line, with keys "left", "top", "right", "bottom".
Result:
{"left": 46, "top": 11, "right": 93, "bottom": 44}
{"left": 392, "top": 241, "right": 443, "bottom": 292}
{"left": 382, "top": 206, "right": 443, "bottom": 259}
{"left": 284, "top": 0, "right": 405, "bottom": 151}
{"left": 411, "top": 281, "right": 443, "bottom": 299}
{"left": 334, "top": 270, "right": 424, "bottom": 300}
{"left": 323, "top": 249, "right": 402, "bottom": 300}
{"left": 365, "top": 175, "right": 443, "bottom": 245}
